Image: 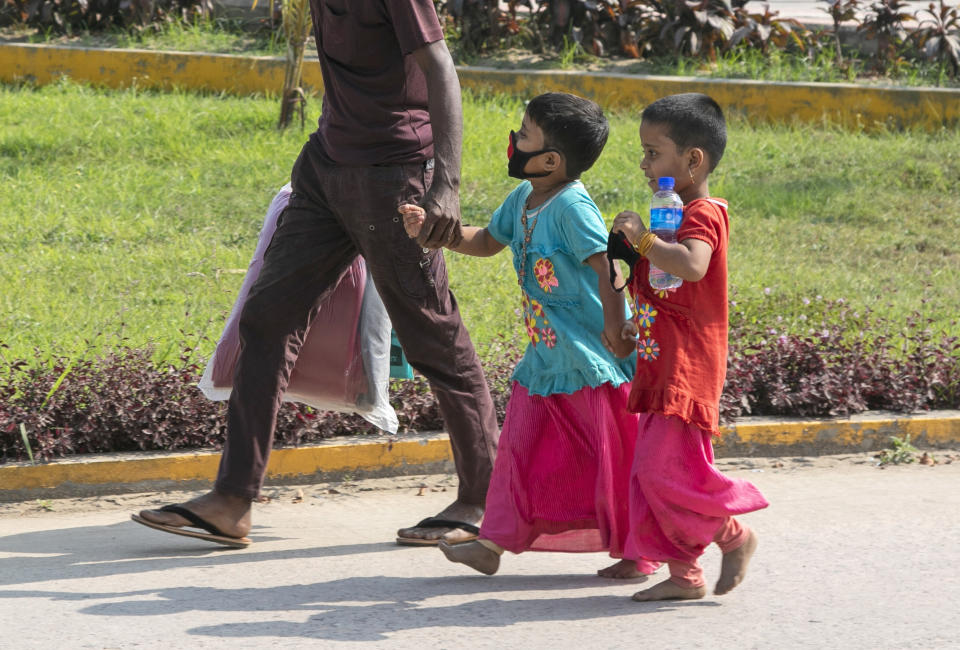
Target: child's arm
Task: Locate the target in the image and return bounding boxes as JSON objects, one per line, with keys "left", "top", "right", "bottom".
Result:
{"left": 400, "top": 204, "right": 505, "bottom": 257}
{"left": 586, "top": 252, "right": 637, "bottom": 359}
{"left": 611, "top": 210, "right": 712, "bottom": 282}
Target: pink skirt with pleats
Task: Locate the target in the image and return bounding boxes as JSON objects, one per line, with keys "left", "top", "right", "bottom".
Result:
{"left": 624, "top": 412, "right": 769, "bottom": 566}
{"left": 479, "top": 381, "right": 657, "bottom": 572}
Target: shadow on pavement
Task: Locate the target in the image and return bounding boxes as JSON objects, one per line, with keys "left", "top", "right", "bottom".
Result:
{"left": 0, "top": 520, "right": 386, "bottom": 587}
{"left": 1, "top": 575, "right": 718, "bottom": 641}
{"left": 0, "top": 519, "right": 725, "bottom": 640}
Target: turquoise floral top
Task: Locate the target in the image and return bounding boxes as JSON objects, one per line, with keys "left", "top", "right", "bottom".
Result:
{"left": 487, "top": 181, "right": 636, "bottom": 396}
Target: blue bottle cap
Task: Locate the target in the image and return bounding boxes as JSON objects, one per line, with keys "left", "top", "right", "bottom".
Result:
{"left": 658, "top": 177, "right": 675, "bottom": 190}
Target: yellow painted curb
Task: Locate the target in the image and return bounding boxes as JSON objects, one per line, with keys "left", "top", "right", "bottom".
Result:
{"left": 0, "top": 43, "right": 308, "bottom": 96}
{"left": 0, "top": 435, "right": 453, "bottom": 494}
{"left": 460, "top": 67, "right": 960, "bottom": 131}
{"left": 717, "top": 413, "right": 960, "bottom": 453}
{"left": 3, "top": 43, "right": 960, "bottom": 131}
{"left": 1, "top": 414, "right": 958, "bottom": 499}
{"left": 266, "top": 436, "right": 452, "bottom": 480}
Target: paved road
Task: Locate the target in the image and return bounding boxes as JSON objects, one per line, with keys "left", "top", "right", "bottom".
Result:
{"left": 1, "top": 454, "right": 959, "bottom": 649}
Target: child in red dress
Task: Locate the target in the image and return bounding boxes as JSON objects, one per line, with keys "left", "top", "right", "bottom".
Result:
{"left": 610, "top": 93, "right": 769, "bottom": 601}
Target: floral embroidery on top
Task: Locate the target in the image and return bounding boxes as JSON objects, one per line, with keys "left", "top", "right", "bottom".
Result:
{"left": 635, "top": 303, "right": 657, "bottom": 329}
{"left": 529, "top": 299, "right": 545, "bottom": 318}
{"left": 540, "top": 327, "right": 557, "bottom": 348}
{"left": 631, "top": 296, "right": 660, "bottom": 362}
{"left": 533, "top": 258, "right": 559, "bottom": 293}
{"left": 638, "top": 337, "right": 660, "bottom": 361}
{"left": 520, "top": 290, "right": 555, "bottom": 348}
{"left": 525, "top": 313, "right": 540, "bottom": 344}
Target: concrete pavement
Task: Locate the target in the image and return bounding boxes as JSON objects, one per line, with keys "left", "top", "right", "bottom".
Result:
{"left": 2, "top": 453, "right": 959, "bottom": 649}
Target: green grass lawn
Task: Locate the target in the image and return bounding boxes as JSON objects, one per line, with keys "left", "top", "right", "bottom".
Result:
{"left": 2, "top": 79, "right": 959, "bottom": 366}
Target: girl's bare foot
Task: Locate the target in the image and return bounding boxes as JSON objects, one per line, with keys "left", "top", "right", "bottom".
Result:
{"left": 597, "top": 559, "right": 647, "bottom": 579}
{"left": 715, "top": 528, "right": 758, "bottom": 595}
{"left": 438, "top": 540, "right": 500, "bottom": 575}
{"left": 632, "top": 579, "right": 707, "bottom": 601}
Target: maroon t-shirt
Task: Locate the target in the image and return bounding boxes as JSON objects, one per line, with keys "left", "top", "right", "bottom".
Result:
{"left": 308, "top": 0, "right": 444, "bottom": 165}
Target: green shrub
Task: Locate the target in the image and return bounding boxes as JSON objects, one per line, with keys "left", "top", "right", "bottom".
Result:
{"left": 432, "top": 0, "right": 960, "bottom": 80}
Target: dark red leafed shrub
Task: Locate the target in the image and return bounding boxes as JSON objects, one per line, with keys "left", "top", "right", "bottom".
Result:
{"left": 2, "top": 0, "right": 214, "bottom": 32}
{"left": 0, "top": 337, "right": 522, "bottom": 464}
{"left": 720, "top": 297, "right": 960, "bottom": 422}
{"left": 2, "top": 303, "right": 958, "bottom": 464}
{"left": 0, "top": 343, "right": 229, "bottom": 463}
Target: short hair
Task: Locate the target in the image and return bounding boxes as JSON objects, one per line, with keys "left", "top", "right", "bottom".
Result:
{"left": 525, "top": 92, "right": 609, "bottom": 178}
{"left": 641, "top": 93, "right": 727, "bottom": 171}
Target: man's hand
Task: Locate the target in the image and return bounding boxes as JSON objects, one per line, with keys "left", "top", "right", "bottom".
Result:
{"left": 416, "top": 184, "right": 464, "bottom": 249}
{"left": 611, "top": 210, "right": 649, "bottom": 248}
{"left": 602, "top": 320, "right": 639, "bottom": 359}
{"left": 411, "top": 39, "right": 464, "bottom": 250}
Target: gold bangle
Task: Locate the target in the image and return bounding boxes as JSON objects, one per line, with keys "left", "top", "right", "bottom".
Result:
{"left": 633, "top": 231, "right": 657, "bottom": 257}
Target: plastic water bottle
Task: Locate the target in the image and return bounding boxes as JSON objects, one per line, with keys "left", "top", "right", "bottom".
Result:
{"left": 648, "top": 176, "right": 683, "bottom": 291}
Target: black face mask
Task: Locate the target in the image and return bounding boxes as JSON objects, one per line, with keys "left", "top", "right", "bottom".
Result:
{"left": 507, "top": 130, "right": 559, "bottom": 180}
{"left": 606, "top": 229, "right": 640, "bottom": 292}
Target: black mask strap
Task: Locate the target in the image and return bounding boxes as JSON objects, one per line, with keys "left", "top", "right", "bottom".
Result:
{"left": 606, "top": 229, "right": 640, "bottom": 292}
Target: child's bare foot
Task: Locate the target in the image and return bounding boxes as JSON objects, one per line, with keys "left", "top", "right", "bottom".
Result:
{"left": 597, "top": 559, "right": 647, "bottom": 579}
{"left": 438, "top": 540, "right": 500, "bottom": 575}
{"left": 715, "top": 528, "right": 758, "bottom": 595}
{"left": 631, "top": 579, "right": 707, "bottom": 602}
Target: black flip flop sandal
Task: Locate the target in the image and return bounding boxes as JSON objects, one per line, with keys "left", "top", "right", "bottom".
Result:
{"left": 395, "top": 517, "right": 480, "bottom": 546}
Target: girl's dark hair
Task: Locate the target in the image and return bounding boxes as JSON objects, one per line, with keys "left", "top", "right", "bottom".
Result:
{"left": 641, "top": 93, "right": 727, "bottom": 171}
{"left": 526, "top": 92, "right": 609, "bottom": 179}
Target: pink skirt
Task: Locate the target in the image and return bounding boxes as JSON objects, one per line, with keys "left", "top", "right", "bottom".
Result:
{"left": 624, "top": 412, "right": 769, "bottom": 565}
{"left": 480, "top": 381, "right": 655, "bottom": 570}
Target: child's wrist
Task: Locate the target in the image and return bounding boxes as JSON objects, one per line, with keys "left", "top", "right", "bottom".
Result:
{"left": 632, "top": 231, "right": 658, "bottom": 257}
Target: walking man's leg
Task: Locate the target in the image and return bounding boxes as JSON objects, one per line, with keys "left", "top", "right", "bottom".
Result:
{"left": 385, "top": 260, "right": 499, "bottom": 544}
{"left": 329, "top": 160, "right": 499, "bottom": 545}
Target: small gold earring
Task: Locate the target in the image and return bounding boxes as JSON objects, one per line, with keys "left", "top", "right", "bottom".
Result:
{"left": 689, "top": 169, "right": 696, "bottom": 182}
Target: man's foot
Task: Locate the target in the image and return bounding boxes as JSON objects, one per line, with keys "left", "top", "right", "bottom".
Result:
{"left": 715, "top": 528, "right": 758, "bottom": 595}
{"left": 137, "top": 490, "right": 252, "bottom": 539}
{"left": 396, "top": 500, "right": 483, "bottom": 545}
{"left": 438, "top": 540, "right": 500, "bottom": 575}
{"left": 631, "top": 579, "right": 707, "bottom": 602}
{"left": 598, "top": 559, "right": 648, "bottom": 579}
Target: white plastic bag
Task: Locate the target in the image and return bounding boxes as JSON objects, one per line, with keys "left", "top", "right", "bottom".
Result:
{"left": 199, "top": 184, "right": 399, "bottom": 433}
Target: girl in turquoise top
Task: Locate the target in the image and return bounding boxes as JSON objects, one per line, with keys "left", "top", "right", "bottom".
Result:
{"left": 401, "top": 92, "right": 657, "bottom": 579}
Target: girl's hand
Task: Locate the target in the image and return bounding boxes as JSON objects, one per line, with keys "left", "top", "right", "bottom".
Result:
{"left": 611, "top": 210, "right": 648, "bottom": 248}
{"left": 398, "top": 203, "right": 426, "bottom": 239}
{"left": 602, "top": 319, "right": 639, "bottom": 359}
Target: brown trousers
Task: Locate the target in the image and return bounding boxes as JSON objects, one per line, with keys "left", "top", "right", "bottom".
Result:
{"left": 215, "top": 140, "right": 499, "bottom": 504}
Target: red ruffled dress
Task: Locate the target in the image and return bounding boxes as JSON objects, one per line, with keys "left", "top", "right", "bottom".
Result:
{"left": 623, "top": 197, "right": 769, "bottom": 588}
